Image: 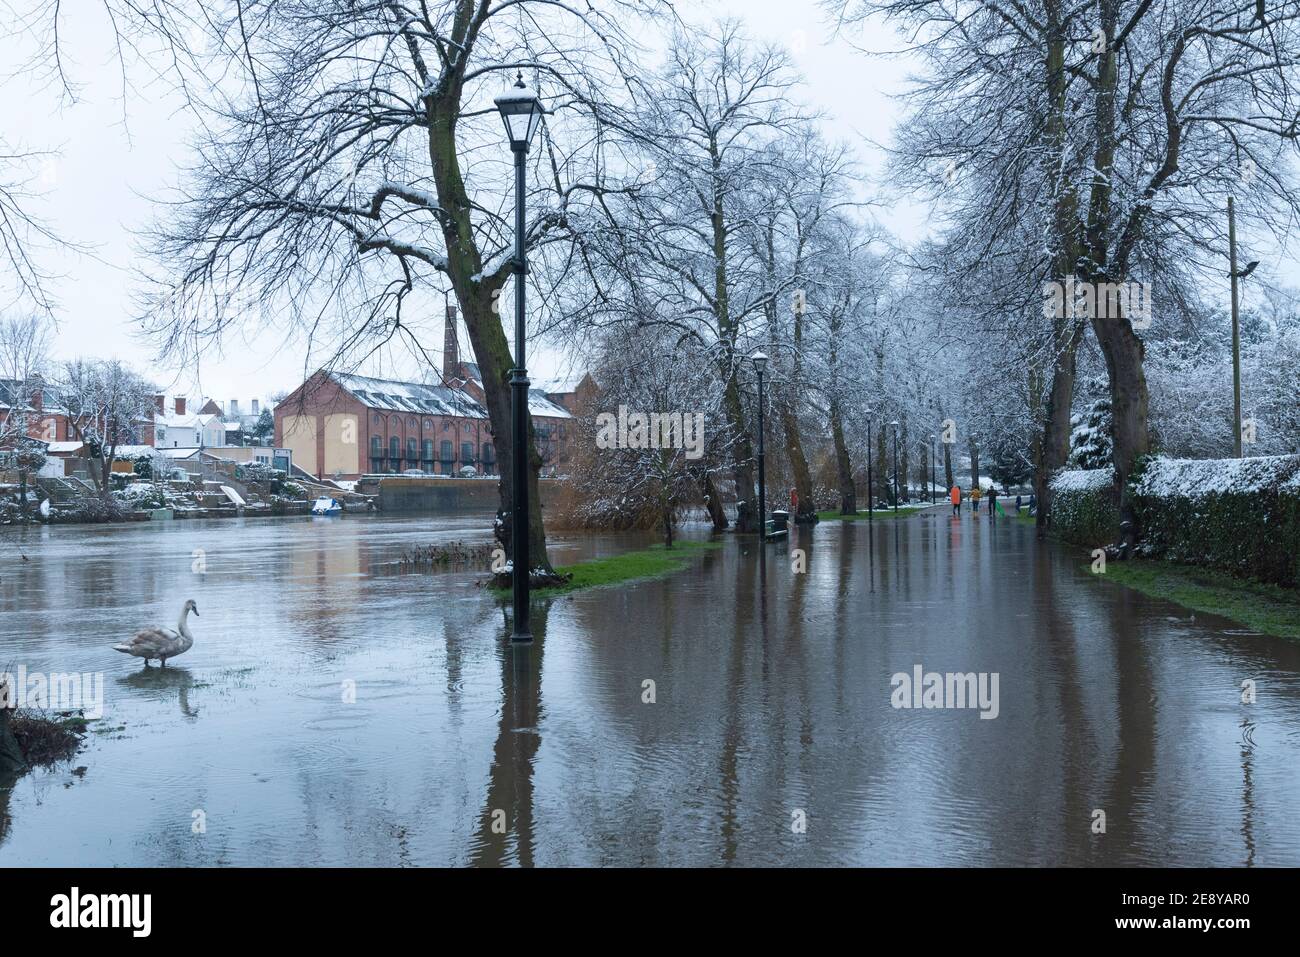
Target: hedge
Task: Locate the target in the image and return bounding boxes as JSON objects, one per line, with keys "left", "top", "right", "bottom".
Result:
{"left": 1130, "top": 455, "right": 1300, "bottom": 588}
{"left": 1048, "top": 467, "right": 1119, "bottom": 548}
{"left": 1049, "top": 455, "right": 1300, "bottom": 588}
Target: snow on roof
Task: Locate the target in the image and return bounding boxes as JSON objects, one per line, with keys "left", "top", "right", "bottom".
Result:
{"left": 1134, "top": 455, "right": 1300, "bottom": 498}
{"left": 533, "top": 374, "right": 585, "bottom": 395}
{"left": 334, "top": 372, "right": 489, "bottom": 419}
{"left": 527, "top": 390, "right": 571, "bottom": 419}
{"left": 155, "top": 412, "right": 217, "bottom": 429}
{"left": 45, "top": 441, "right": 84, "bottom": 454}
{"left": 156, "top": 446, "right": 203, "bottom": 460}
{"left": 114, "top": 445, "right": 161, "bottom": 459}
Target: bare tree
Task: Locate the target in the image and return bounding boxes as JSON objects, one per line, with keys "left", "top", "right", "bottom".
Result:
{"left": 59, "top": 358, "right": 157, "bottom": 496}
{"left": 565, "top": 20, "right": 813, "bottom": 532}
{"left": 0, "top": 313, "right": 55, "bottom": 518}
{"left": 75, "top": 0, "right": 671, "bottom": 579}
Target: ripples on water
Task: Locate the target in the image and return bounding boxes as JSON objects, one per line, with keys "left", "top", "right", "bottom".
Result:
{"left": 1, "top": 511, "right": 1299, "bottom": 866}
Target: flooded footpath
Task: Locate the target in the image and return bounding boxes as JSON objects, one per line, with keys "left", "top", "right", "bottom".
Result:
{"left": 2, "top": 510, "right": 1298, "bottom": 866}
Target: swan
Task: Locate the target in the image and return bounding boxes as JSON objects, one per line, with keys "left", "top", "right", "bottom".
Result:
{"left": 113, "top": 600, "right": 199, "bottom": 667}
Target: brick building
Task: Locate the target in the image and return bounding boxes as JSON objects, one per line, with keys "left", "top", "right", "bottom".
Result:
{"left": 275, "top": 305, "right": 581, "bottom": 481}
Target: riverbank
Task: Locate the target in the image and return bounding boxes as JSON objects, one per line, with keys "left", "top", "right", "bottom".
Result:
{"left": 1098, "top": 558, "right": 1300, "bottom": 640}
{"left": 493, "top": 539, "right": 724, "bottom": 598}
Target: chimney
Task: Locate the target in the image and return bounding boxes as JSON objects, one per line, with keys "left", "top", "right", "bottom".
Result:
{"left": 231, "top": 398, "right": 240, "bottom": 416}
{"left": 443, "top": 304, "right": 460, "bottom": 380}
{"left": 174, "top": 396, "right": 187, "bottom": 416}
{"left": 154, "top": 394, "right": 165, "bottom": 415}
{"left": 30, "top": 387, "right": 42, "bottom": 411}
{"left": 252, "top": 399, "right": 260, "bottom": 415}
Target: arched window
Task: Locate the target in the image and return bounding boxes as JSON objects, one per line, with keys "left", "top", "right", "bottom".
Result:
{"left": 388, "top": 436, "right": 400, "bottom": 472}
{"left": 370, "top": 436, "right": 382, "bottom": 473}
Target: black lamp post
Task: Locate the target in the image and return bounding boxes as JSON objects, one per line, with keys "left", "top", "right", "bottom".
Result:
{"left": 752, "top": 351, "right": 768, "bottom": 537}
{"left": 929, "top": 434, "right": 937, "bottom": 504}
{"left": 890, "top": 420, "right": 900, "bottom": 515}
{"left": 865, "top": 410, "right": 873, "bottom": 521}
{"left": 495, "top": 73, "right": 546, "bottom": 642}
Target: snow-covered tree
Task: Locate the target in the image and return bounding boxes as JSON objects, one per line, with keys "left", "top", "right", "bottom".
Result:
{"left": 58, "top": 359, "right": 157, "bottom": 496}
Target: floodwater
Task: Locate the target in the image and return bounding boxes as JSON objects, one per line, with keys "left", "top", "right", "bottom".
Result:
{"left": 2, "top": 509, "right": 1298, "bottom": 866}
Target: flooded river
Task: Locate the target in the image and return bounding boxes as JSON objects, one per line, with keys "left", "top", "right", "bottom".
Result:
{"left": 2, "top": 510, "right": 1298, "bottom": 866}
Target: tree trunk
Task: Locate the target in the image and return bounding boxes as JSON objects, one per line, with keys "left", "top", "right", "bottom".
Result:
{"left": 426, "top": 80, "right": 555, "bottom": 576}
{"left": 876, "top": 427, "right": 889, "bottom": 505}
{"left": 943, "top": 440, "right": 954, "bottom": 491}
{"left": 722, "top": 369, "right": 758, "bottom": 532}
{"left": 1091, "top": 309, "right": 1149, "bottom": 546}
{"left": 1035, "top": 325, "right": 1081, "bottom": 537}
{"left": 1034, "top": 0, "right": 1083, "bottom": 537}
{"left": 776, "top": 393, "right": 816, "bottom": 523}
{"left": 830, "top": 400, "right": 855, "bottom": 515}
{"left": 701, "top": 469, "right": 728, "bottom": 530}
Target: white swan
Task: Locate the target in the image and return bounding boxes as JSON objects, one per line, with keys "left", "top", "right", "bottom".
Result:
{"left": 113, "top": 600, "right": 199, "bottom": 668}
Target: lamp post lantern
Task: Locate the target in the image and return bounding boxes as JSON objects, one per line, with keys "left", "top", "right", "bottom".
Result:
{"left": 752, "top": 351, "right": 768, "bottom": 538}
{"left": 890, "top": 421, "right": 900, "bottom": 515}
{"left": 495, "top": 73, "right": 546, "bottom": 642}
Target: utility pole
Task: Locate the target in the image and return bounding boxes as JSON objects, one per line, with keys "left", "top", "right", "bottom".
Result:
{"left": 1228, "top": 196, "right": 1243, "bottom": 458}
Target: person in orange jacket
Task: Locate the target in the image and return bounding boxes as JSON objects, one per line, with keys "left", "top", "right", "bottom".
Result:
{"left": 950, "top": 484, "right": 961, "bottom": 516}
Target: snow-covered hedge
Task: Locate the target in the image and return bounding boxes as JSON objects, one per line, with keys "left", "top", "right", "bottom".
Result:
{"left": 1131, "top": 455, "right": 1300, "bottom": 587}
{"left": 1048, "top": 467, "right": 1118, "bottom": 546}
{"left": 1050, "top": 455, "right": 1300, "bottom": 587}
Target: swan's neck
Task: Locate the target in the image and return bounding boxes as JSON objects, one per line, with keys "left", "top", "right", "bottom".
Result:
{"left": 177, "top": 608, "right": 194, "bottom": 640}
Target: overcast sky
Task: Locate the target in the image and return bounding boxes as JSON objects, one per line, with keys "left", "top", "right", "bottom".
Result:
{"left": 0, "top": 1, "right": 919, "bottom": 406}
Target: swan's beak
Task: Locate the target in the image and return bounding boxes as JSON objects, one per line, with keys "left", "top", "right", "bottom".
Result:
{"left": 192, "top": 607, "right": 200, "bottom": 617}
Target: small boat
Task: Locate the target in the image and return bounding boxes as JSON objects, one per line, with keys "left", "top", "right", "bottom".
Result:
{"left": 310, "top": 496, "right": 343, "bottom": 516}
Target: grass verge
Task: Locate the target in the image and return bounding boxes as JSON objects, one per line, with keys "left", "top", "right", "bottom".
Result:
{"left": 1100, "top": 558, "right": 1300, "bottom": 640}
{"left": 493, "top": 539, "right": 724, "bottom": 598}
{"left": 817, "top": 505, "right": 933, "bottom": 522}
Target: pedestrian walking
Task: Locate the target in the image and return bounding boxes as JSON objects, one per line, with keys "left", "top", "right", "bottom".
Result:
{"left": 950, "top": 484, "right": 961, "bottom": 516}
{"left": 988, "top": 485, "right": 998, "bottom": 517}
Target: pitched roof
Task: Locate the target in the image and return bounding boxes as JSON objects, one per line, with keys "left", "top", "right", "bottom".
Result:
{"left": 332, "top": 372, "right": 488, "bottom": 419}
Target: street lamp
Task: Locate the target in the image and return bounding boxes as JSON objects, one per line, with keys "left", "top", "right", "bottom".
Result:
{"left": 865, "top": 410, "right": 873, "bottom": 521}
{"left": 929, "top": 434, "right": 937, "bottom": 504}
{"left": 496, "top": 73, "right": 546, "bottom": 642}
{"left": 890, "top": 421, "right": 900, "bottom": 515}
{"left": 751, "top": 351, "right": 768, "bottom": 538}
